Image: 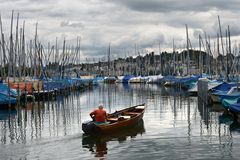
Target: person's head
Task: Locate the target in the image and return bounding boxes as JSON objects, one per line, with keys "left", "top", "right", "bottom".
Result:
{"left": 98, "top": 104, "right": 104, "bottom": 109}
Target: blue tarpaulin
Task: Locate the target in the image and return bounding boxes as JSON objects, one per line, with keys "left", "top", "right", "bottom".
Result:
{"left": 122, "top": 75, "right": 134, "bottom": 83}
{"left": 211, "top": 82, "right": 237, "bottom": 92}
{"left": 0, "top": 83, "right": 17, "bottom": 97}
{"left": 229, "top": 102, "right": 240, "bottom": 113}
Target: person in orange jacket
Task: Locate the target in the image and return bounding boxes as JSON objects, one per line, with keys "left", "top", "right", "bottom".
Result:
{"left": 90, "top": 104, "right": 108, "bottom": 124}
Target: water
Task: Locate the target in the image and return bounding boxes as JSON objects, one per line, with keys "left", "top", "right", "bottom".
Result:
{"left": 1, "top": 84, "right": 240, "bottom": 160}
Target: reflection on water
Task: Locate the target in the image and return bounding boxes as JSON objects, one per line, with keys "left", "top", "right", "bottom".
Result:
{"left": 230, "top": 121, "right": 240, "bottom": 132}
{"left": 82, "top": 120, "right": 145, "bottom": 158}
{"left": 219, "top": 112, "right": 234, "bottom": 125}
{"left": 0, "top": 93, "right": 83, "bottom": 144}
{"left": 0, "top": 109, "right": 17, "bottom": 120}
{"left": 0, "top": 84, "right": 240, "bottom": 159}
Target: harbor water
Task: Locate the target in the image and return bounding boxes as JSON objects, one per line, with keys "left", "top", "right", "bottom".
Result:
{"left": 1, "top": 84, "right": 240, "bottom": 160}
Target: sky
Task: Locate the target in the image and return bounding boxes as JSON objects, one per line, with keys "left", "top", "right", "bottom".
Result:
{"left": 0, "top": 0, "right": 240, "bottom": 62}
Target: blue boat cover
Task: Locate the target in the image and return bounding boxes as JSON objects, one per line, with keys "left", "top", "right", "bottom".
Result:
{"left": 43, "top": 81, "right": 64, "bottom": 90}
{"left": 0, "top": 92, "right": 17, "bottom": 105}
{"left": 93, "top": 77, "right": 104, "bottom": 84}
{"left": 229, "top": 103, "right": 240, "bottom": 113}
{"left": 0, "top": 83, "right": 17, "bottom": 97}
{"left": 122, "top": 75, "right": 134, "bottom": 83}
{"left": 220, "top": 93, "right": 240, "bottom": 101}
{"left": 221, "top": 97, "right": 240, "bottom": 109}
{"left": 211, "top": 82, "right": 237, "bottom": 92}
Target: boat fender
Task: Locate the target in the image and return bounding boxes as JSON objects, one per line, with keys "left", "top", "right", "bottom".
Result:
{"left": 82, "top": 121, "right": 97, "bottom": 134}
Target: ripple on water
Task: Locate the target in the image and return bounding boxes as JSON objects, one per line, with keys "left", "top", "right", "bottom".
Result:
{"left": 0, "top": 84, "right": 240, "bottom": 159}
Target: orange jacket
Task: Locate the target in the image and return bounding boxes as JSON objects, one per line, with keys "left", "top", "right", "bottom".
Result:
{"left": 90, "top": 109, "right": 107, "bottom": 122}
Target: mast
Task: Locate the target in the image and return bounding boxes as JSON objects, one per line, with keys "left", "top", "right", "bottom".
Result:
{"left": 217, "top": 15, "right": 227, "bottom": 79}
{"left": 186, "top": 24, "right": 190, "bottom": 75}
{"left": 208, "top": 35, "right": 211, "bottom": 76}
{"left": 107, "top": 42, "right": 111, "bottom": 76}
{"left": 34, "top": 22, "right": 38, "bottom": 78}
{"left": 61, "top": 39, "right": 66, "bottom": 78}
{"left": 134, "top": 43, "right": 138, "bottom": 76}
{"left": 159, "top": 41, "right": 162, "bottom": 75}
{"left": 19, "top": 27, "right": 22, "bottom": 78}
{"left": 22, "top": 21, "right": 26, "bottom": 82}
{"left": 29, "top": 40, "right": 33, "bottom": 77}
{"left": 217, "top": 33, "right": 220, "bottom": 76}
{"left": 225, "top": 29, "right": 229, "bottom": 81}
{"left": 55, "top": 37, "right": 59, "bottom": 76}
{"left": 228, "top": 25, "right": 231, "bottom": 80}
{"left": 218, "top": 15, "right": 225, "bottom": 55}
{"left": 173, "top": 38, "right": 176, "bottom": 75}
{"left": 78, "top": 37, "right": 81, "bottom": 66}
{"left": 9, "top": 10, "right": 14, "bottom": 79}
{"left": 0, "top": 14, "right": 6, "bottom": 80}
{"left": 199, "top": 35, "right": 202, "bottom": 75}
{"left": 14, "top": 13, "right": 19, "bottom": 82}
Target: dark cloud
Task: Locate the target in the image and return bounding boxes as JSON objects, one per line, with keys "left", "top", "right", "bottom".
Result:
{"left": 105, "top": 0, "right": 240, "bottom": 13}
{"left": 0, "top": 0, "right": 239, "bottom": 60}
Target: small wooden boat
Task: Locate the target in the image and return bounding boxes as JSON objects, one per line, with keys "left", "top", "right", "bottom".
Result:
{"left": 82, "top": 119, "right": 145, "bottom": 143}
{"left": 82, "top": 104, "right": 145, "bottom": 134}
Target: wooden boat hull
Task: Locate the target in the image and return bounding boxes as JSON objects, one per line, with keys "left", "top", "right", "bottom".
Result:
{"left": 82, "top": 104, "right": 145, "bottom": 134}
{"left": 211, "top": 94, "right": 220, "bottom": 103}
{"left": 82, "top": 119, "right": 145, "bottom": 146}
{"left": 99, "top": 111, "right": 144, "bottom": 133}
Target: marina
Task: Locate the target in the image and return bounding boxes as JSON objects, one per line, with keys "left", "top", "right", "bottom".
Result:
{"left": 0, "top": 84, "right": 240, "bottom": 159}
{"left": 0, "top": 0, "right": 240, "bottom": 159}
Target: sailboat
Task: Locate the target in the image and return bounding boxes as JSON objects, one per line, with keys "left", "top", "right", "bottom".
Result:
{"left": 104, "top": 43, "right": 116, "bottom": 84}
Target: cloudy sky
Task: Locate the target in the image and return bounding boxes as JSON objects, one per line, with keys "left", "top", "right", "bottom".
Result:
{"left": 1, "top": 0, "right": 240, "bottom": 61}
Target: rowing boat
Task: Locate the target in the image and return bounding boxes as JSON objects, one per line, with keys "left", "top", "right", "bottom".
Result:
{"left": 82, "top": 104, "right": 145, "bottom": 134}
